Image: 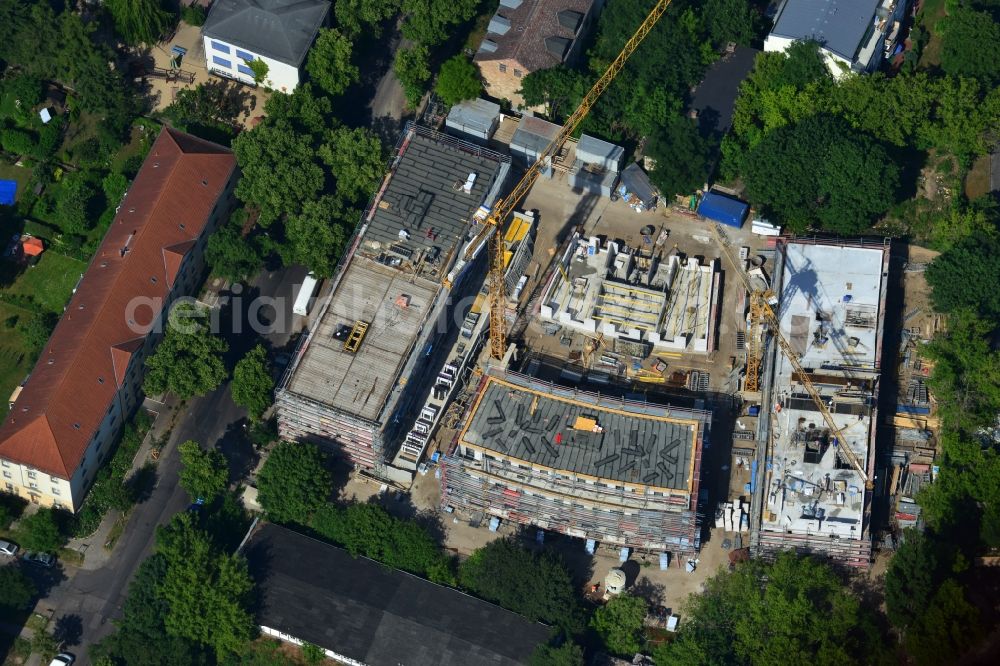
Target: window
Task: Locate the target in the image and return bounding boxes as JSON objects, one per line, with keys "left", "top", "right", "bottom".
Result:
{"left": 212, "top": 55, "right": 233, "bottom": 69}
{"left": 29, "top": 482, "right": 38, "bottom": 490}
{"left": 0, "top": 460, "right": 7, "bottom": 467}
{"left": 514, "top": 69, "right": 522, "bottom": 77}
{"left": 2, "top": 471, "right": 10, "bottom": 479}
{"left": 235, "top": 49, "right": 255, "bottom": 62}
{"left": 49, "top": 475, "right": 58, "bottom": 483}
{"left": 237, "top": 64, "right": 255, "bottom": 78}
{"left": 27, "top": 470, "right": 36, "bottom": 479}
{"left": 211, "top": 40, "right": 230, "bottom": 54}
{"left": 499, "top": 63, "right": 507, "bottom": 73}
{"left": 52, "top": 487, "right": 60, "bottom": 496}
{"left": 4, "top": 483, "right": 12, "bottom": 492}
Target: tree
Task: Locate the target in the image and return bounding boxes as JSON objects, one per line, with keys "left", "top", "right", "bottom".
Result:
{"left": 742, "top": 114, "right": 899, "bottom": 234}
{"left": 163, "top": 80, "right": 250, "bottom": 141}
{"left": 90, "top": 554, "right": 209, "bottom": 666}
{"left": 301, "top": 642, "right": 326, "bottom": 665}
{"left": 459, "top": 538, "right": 584, "bottom": 633}
{"left": 925, "top": 233, "right": 1000, "bottom": 318}
{"left": 394, "top": 46, "right": 432, "bottom": 108}
{"left": 16, "top": 507, "right": 65, "bottom": 553}
{"left": 306, "top": 29, "right": 359, "bottom": 96}
{"left": 940, "top": 9, "right": 1000, "bottom": 85}
{"left": 55, "top": 175, "right": 98, "bottom": 235}
{"left": 646, "top": 115, "right": 714, "bottom": 198}
{"left": 143, "top": 303, "right": 229, "bottom": 400}
{"left": 30, "top": 630, "right": 60, "bottom": 662}
{"left": 335, "top": 0, "right": 399, "bottom": 38}
{"left": 155, "top": 513, "right": 254, "bottom": 659}
{"left": 318, "top": 126, "right": 385, "bottom": 204}
{"left": 282, "top": 195, "right": 354, "bottom": 277}
{"left": 0, "top": 566, "right": 36, "bottom": 610}
{"left": 105, "top": 0, "right": 175, "bottom": 46}
{"left": 904, "top": 579, "right": 983, "bottom": 666}
{"left": 248, "top": 58, "right": 269, "bottom": 86}
{"left": 231, "top": 345, "right": 274, "bottom": 423}
{"left": 205, "top": 211, "right": 266, "bottom": 282}
{"left": 256, "top": 441, "right": 331, "bottom": 524}
{"left": 310, "top": 503, "right": 455, "bottom": 583}
{"left": 19, "top": 311, "right": 58, "bottom": 360}
{"left": 530, "top": 641, "right": 584, "bottom": 666}
{"left": 233, "top": 122, "right": 326, "bottom": 226}
{"left": 885, "top": 530, "right": 949, "bottom": 630}
{"left": 700, "top": 0, "right": 756, "bottom": 49}
{"left": 102, "top": 173, "right": 129, "bottom": 206}
{"left": 519, "top": 66, "right": 585, "bottom": 120}
{"left": 592, "top": 594, "right": 648, "bottom": 656}
{"left": 402, "top": 0, "right": 478, "bottom": 46}
{"left": 657, "top": 552, "right": 890, "bottom": 666}
{"left": 181, "top": 4, "right": 207, "bottom": 27}
{"left": 178, "top": 441, "right": 229, "bottom": 502}
{"left": 434, "top": 56, "right": 481, "bottom": 106}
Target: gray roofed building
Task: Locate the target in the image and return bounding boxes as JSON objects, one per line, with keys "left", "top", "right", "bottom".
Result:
{"left": 576, "top": 134, "right": 624, "bottom": 172}
{"left": 246, "top": 523, "right": 551, "bottom": 666}
{"left": 203, "top": 0, "right": 330, "bottom": 66}
{"left": 510, "top": 116, "right": 561, "bottom": 173}
{"left": 619, "top": 163, "right": 658, "bottom": 211}
{"left": 764, "top": 0, "right": 908, "bottom": 76}
{"left": 445, "top": 98, "right": 502, "bottom": 143}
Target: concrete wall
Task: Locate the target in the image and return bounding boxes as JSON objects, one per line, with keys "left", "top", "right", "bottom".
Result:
{"left": 203, "top": 36, "right": 301, "bottom": 92}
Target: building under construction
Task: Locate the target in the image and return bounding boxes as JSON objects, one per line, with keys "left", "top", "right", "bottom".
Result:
{"left": 276, "top": 125, "right": 510, "bottom": 478}
{"left": 441, "top": 371, "right": 710, "bottom": 554}
{"left": 752, "top": 239, "right": 889, "bottom": 567}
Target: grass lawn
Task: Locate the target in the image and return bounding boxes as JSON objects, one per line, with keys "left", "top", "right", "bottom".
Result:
{"left": 0, "top": 160, "right": 33, "bottom": 205}
{"left": 0, "top": 301, "right": 32, "bottom": 407}
{"left": 4, "top": 251, "right": 85, "bottom": 313}
{"left": 917, "top": 0, "right": 948, "bottom": 69}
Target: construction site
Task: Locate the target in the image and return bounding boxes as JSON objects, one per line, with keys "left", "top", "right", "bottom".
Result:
{"left": 274, "top": 124, "right": 511, "bottom": 482}
{"left": 440, "top": 371, "right": 709, "bottom": 553}
{"left": 749, "top": 239, "right": 889, "bottom": 567}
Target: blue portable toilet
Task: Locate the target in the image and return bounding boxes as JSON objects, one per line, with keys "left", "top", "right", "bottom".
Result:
{"left": 698, "top": 191, "right": 749, "bottom": 228}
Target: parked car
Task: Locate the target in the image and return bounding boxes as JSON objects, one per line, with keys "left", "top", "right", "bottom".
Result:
{"left": 48, "top": 653, "right": 74, "bottom": 666}
{"left": 23, "top": 551, "right": 56, "bottom": 568}
{"left": 0, "top": 539, "right": 19, "bottom": 557}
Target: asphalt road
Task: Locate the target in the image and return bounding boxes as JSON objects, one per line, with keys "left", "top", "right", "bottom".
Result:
{"left": 37, "top": 265, "right": 306, "bottom": 663}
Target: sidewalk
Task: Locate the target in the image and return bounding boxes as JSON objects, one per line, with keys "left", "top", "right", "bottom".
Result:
{"left": 64, "top": 396, "right": 179, "bottom": 572}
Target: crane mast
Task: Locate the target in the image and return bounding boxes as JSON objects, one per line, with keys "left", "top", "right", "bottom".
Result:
{"left": 472, "top": 0, "right": 677, "bottom": 361}
{"left": 710, "top": 224, "right": 872, "bottom": 488}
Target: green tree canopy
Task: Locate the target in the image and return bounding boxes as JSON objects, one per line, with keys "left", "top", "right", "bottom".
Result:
{"left": 318, "top": 126, "right": 386, "bottom": 204}
{"left": 310, "top": 502, "right": 455, "bottom": 583}
{"left": 904, "top": 579, "right": 983, "bottom": 666}
{"left": 434, "top": 56, "right": 481, "bottom": 106}
{"left": 105, "top": 0, "right": 175, "bottom": 46}
{"left": 519, "top": 66, "right": 586, "bottom": 121}
{"left": 205, "top": 210, "right": 266, "bottom": 282}
{"left": 699, "top": 0, "right": 757, "bottom": 50}
{"left": 657, "top": 552, "right": 890, "bottom": 665}
{"left": 742, "top": 114, "right": 899, "bottom": 233}
{"left": 178, "top": 441, "right": 229, "bottom": 502}
{"left": 306, "top": 29, "right": 360, "bottom": 96}
{"left": 940, "top": 9, "right": 1000, "bottom": 85}
{"left": 0, "top": 564, "right": 36, "bottom": 609}
{"left": 402, "top": 0, "right": 478, "bottom": 46}
{"left": 231, "top": 344, "right": 274, "bottom": 422}
{"left": 459, "top": 538, "right": 584, "bottom": 633}
{"left": 282, "top": 195, "right": 354, "bottom": 277}
{"left": 143, "top": 303, "right": 229, "bottom": 399}
{"left": 335, "top": 0, "right": 399, "bottom": 38}
{"left": 925, "top": 233, "right": 1000, "bottom": 318}
{"left": 394, "top": 45, "right": 432, "bottom": 108}
{"left": 257, "top": 441, "right": 332, "bottom": 524}
{"left": 163, "top": 80, "right": 250, "bottom": 141}
{"left": 155, "top": 513, "right": 254, "bottom": 659}
{"left": 646, "top": 115, "right": 715, "bottom": 199}
{"left": 16, "top": 507, "right": 65, "bottom": 553}
{"left": 56, "top": 174, "right": 98, "bottom": 235}
{"left": 592, "top": 593, "right": 648, "bottom": 656}
{"left": 530, "top": 640, "right": 584, "bottom": 666}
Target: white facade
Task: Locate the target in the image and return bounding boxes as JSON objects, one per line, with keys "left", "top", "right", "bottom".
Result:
{"left": 203, "top": 36, "right": 302, "bottom": 92}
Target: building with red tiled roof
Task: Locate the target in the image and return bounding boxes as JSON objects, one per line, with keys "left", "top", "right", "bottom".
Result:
{"left": 0, "top": 128, "right": 237, "bottom": 511}
{"left": 473, "top": 0, "right": 603, "bottom": 108}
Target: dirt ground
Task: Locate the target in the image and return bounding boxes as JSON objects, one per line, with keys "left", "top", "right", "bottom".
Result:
{"left": 900, "top": 245, "right": 943, "bottom": 342}
{"left": 514, "top": 175, "right": 769, "bottom": 395}
{"left": 140, "top": 21, "right": 271, "bottom": 124}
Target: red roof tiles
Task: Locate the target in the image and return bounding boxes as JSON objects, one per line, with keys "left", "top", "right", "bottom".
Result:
{"left": 0, "top": 128, "right": 236, "bottom": 479}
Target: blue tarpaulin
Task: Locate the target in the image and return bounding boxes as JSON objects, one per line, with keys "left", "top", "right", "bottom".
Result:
{"left": 0, "top": 180, "right": 16, "bottom": 206}
{"left": 698, "top": 191, "right": 749, "bottom": 228}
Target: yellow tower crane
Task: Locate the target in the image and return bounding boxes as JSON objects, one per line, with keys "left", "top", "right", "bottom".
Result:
{"left": 460, "top": 0, "right": 677, "bottom": 361}
{"left": 709, "top": 223, "right": 873, "bottom": 489}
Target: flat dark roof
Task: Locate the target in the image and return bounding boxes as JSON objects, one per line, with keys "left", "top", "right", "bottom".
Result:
{"left": 245, "top": 523, "right": 551, "bottom": 666}
{"left": 459, "top": 375, "right": 703, "bottom": 491}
